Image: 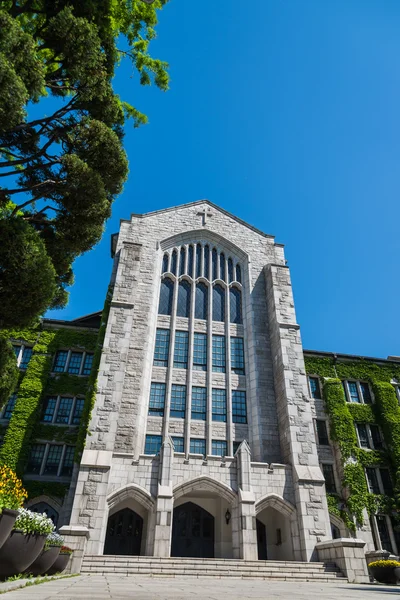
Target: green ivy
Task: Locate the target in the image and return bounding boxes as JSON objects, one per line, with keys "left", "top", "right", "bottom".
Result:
{"left": 46, "top": 373, "right": 88, "bottom": 397}
{"left": 23, "top": 480, "right": 69, "bottom": 501}
{"left": 33, "top": 424, "right": 78, "bottom": 445}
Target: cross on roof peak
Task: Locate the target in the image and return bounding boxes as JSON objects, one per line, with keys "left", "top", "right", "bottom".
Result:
{"left": 197, "top": 206, "right": 214, "bottom": 225}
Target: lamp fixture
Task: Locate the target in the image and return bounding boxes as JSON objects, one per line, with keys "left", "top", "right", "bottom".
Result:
{"left": 225, "top": 509, "right": 231, "bottom": 525}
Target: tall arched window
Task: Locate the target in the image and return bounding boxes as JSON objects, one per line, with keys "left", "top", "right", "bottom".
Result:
{"left": 230, "top": 287, "right": 242, "bottom": 324}
{"left": 188, "top": 245, "right": 194, "bottom": 278}
{"left": 177, "top": 280, "right": 191, "bottom": 318}
{"left": 220, "top": 253, "right": 226, "bottom": 282}
{"left": 179, "top": 247, "right": 186, "bottom": 276}
{"left": 204, "top": 245, "right": 210, "bottom": 280}
{"left": 235, "top": 264, "right": 242, "bottom": 283}
{"left": 196, "top": 243, "right": 202, "bottom": 278}
{"left": 158, "top": 278, "right": 174, "bottom": 315}
{"left": 171, "top": 250, "right": 178, "bottom": 275}
{"left": 228, "top": 258, "right": 233, "bottom": 283}
{"left": 162, "top": 254, "right": 169, "bottom": 274}
{"left": 195, "top": 283, "right": 208, "bottom": 320}
{"left": 213, "top": 285, "right": 225, "bottom": 322}
{"left": 212, "top": 248, "right": 218, "bottom": 281}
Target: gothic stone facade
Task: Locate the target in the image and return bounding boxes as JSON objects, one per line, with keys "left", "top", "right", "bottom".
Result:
{"left": 67, "top": 200, "right": 335, "bottom": 561}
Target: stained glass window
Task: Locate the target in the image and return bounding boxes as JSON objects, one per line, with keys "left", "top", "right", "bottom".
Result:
{"left": 177, "top": 280, "right": 191, "bottom": 318}
{"left": 229, "top": 287, "right": 242, "bottom": 324}
{"left": 212, "top": 248, "right": 218, "bottom": 280}
{"left": 158, "top": 278, "right": 174, "bottom": 315}
{"left": 235, "top": 264, "right": 242, "bottom": 283}
{"left": 196, "top": 243, "right": 202, "bottom": 278}
{"left": 204, "top": 245, "right": 210, "bottom": 279}
{"left": 220, "top": 253, "right": 226, "bottom": 281}
{"left": 179, "top": 247, "right": 186, "bottom": 276}
{"left": 188, "top": 245, "right": 194, "bottom": 277}
{"left": 195, "top": 283, "right": 208, "bottom": 320}
{"left": 171, "top": 250, "right": 178, "bottom": 275}
{"left": 228, "top": 258, "right": 234, "bottom": 283}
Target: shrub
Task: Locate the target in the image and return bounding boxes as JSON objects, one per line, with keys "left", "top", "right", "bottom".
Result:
{"left": 45, "top": 531, "right": 64, "bottom": 548}
{"left": 369, "top": 560, "right": 400, "bottom": 568}
{"left": 60, "top": 545, "right": 73, "bottom": 554}
{"left": 0, "top": 465, "right": 27, "bottom": 511}
{"left": 13, "top": 508, "right": 55, "bottom": 535}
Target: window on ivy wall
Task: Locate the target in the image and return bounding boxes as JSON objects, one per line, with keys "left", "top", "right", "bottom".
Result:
{"left": 154, "top": 329, "right": 170, "bottom": 367}
{"left": 191, "top": 387, "right": 206, "bottom": 420}
{"left": 366, "top": 467, "right": 393, "bottom": 495}
{"left": 315, "top": 420, "right": 329, "bottom": 446}
{"left": 1, "top": 393, "right": 17, "bottom": 420}
{"left": 13, "top": 345, "right": 33, "bottom": 369}
{"left": 343, "top": 381, "right": 372, "bottom": 404}
{"left": 158, "top": 278, "right": 174, "bottom": 315}
{"left": 148, "top": 383, "right": 166, "bottom": 416}
{"left": 26, "top": 443, "right": 75, "bottom": 477}
{"left": 173, "top": 331, "right": 189, "bottom": 369}
{"left": 193, "top": 333, "right": 207, "bottom": 371}
{"left": 376, "top": 515, "right": 394, "bottom": 554}
{"left": 355, "top": 423, "right": 384, "bottom": 450}
{"left": 190, "top": 438, "right": 206, "bottom": 455}
{"left": 321, "top": 463, "right": 336, "bottom": 494}
{"left": 41, "top": 396, "right": 84, "bottom": 426}
{"left": 52, "top": 350, "right": 93, "bottom": 376}
{"left": 170, "top": 384, "right": 186, "bottom": 418}
{"left": 309, "top": 377, "right": 321, "bottom": 399}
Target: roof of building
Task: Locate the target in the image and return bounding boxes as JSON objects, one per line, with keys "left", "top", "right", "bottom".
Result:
{"left": 43, "top": 310, "right": 101, "bottom": 330}
{"left": 304, "top": 348, "right": 400, "bottom": 365}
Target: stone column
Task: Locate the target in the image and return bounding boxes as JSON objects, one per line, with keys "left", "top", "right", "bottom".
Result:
{"left": 153, "top": 439, "right": 174, "bottom": 557}
{"left": 265, "top": 264, "right": 331, "bottom": 561}
{"left": 236, "top": 441, "right": 258, "bottom": 560}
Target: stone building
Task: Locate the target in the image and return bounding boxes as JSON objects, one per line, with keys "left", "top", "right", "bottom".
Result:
{"left": 2, "top": 200, "right": 399, "bottom": 575}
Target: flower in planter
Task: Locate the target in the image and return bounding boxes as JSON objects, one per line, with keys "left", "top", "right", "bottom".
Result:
{"left": 45, "top": 532, "right": 64, "bottom": 549}
{"left": 369, "top": 560, "right": 400, "bottom": 568}
{"left": 13, "top": 508, "right": 55, "bottom": 535}
{"left": 0, "top": 466, "right": 27, "bottom": 512}
{"left": 60, "top": 545, "right": 73, "bottom": 555}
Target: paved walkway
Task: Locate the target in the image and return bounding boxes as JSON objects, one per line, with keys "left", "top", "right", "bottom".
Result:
{"left": 0, "top": 575, "right": 397, "bottom": 599}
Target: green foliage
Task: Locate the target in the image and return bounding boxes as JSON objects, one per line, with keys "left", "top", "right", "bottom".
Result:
{"left": 323, "top": 379, "right": 357, "bottom": 460}
{"left": 0, "top": 335, "right": 19, "bottom": 408}
{"left": 33, "top": 424, "right": 78, "bottom": 445}
{"left": 0, "top": 0, "right": 169, "bottom": 328}
{"left": 368, "top": 560, "right": 400, "bottom": 568}
{"left": 0, "top": 218, "right": 58, "bottom": 329}
{"left": 46, "top": 374, "right": 88, "bottom": 397}
{"left": 23, "top": 480, "right": 68, "bottom": 502}
{"left": 347, "top": 403, "right": 376, "bottom": 423}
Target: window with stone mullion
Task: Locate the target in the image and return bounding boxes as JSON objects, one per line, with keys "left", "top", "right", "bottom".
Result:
{"left": 212, "top": 335, "right": 226, "bottom": 373}
{"left": 170, "top": 384, "right": 186, "bottom": 419}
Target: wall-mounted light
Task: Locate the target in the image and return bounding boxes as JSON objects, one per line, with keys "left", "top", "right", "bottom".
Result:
{"left": 225, "top": 509, "right": 231, "bottom": 525}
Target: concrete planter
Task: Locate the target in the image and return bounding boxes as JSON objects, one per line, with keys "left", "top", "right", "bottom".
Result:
{"left": 369, "top": 565, "right": 400, "bottom": 585}
{"left": 45, "top": 552, "right": 71, "bottom": 575}
{"left": 0, "top": 509, "right": 18, "bottom": 550}
{"left": 0, "top": 530, "right": 46, "bottom": 579}
{"left": 26, "top": 545, "right": 61, "bottom": 576}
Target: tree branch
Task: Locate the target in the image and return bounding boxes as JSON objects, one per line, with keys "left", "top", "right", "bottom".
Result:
{"left": 2, "top": 97, "right": 78, "bottom": 136}
{"left": 2, "top": 180, "right": 59, "bottom": 206}
{"left": 0, "top": 160, "right": 61, "bottom": 178}
{"left": 0, "top": 136, "right": 60, "bottom": 168}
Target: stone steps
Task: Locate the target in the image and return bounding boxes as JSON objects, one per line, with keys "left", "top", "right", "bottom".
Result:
{"left": 81, "top": 556, "right": 346, "bottom": 582}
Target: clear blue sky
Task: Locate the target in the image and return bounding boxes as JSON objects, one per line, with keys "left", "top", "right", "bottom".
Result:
{"left": 47, "top": 0, "right": 400, "bottom": 359}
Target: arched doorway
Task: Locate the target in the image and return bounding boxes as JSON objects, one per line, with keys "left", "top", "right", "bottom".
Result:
{"left": 256, "top": 519, "right": 267, "bottom": 560}
{"left": 171, "top": 502, "right": 214, "bottom": 558}
{"left": 104, "top": 508, "right": 143, "bottom": 555}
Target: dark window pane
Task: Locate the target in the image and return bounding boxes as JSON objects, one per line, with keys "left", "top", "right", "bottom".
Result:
{"left": 144, "top": 435, "right": 162, "bottom": 455}
{"left": 177, "top": 280, "right": 191, "bottom": 318}
{"left": 26, "top": 444, "right": 45, "bottom": 474}
{"left": 322, "top": 464, "right": 336, "bottom": 493}
{"left": 171, "top": 250, "right": 177, "bottom": 275}
{"left": 44, "top": 445, "right": 63, "bottom": 475}
{"left": 41, "top": 396, "right": 57, "bottom": 423}
{"left": 162, "top": 253, "right": 169, "bottom": 273}
{"left": 233, "top": 441, "right": 241, "bottom": 454}
{"left": 232, "top": 390, "right": 247, "bottom": 424}
{"left": 68, "top": 352, "right": 83, "bottom": 375}
{"left": 229, "top": 287, "right": 242, "bottom": 324}
{"left": 316, "top": 420, "right": 329, "bottom": 445}
{"left": 360, "top": 382, "right": 372, "bottom": 404}
{"left": 204, "top": 245, "right": 210, "bottom": 279}
{"left": 231, "top": 337, "right": 245, "bottom": 375}
{"left": 53, "top": 351, "right": 68, "bottom": 373}
{"left": 55, "top": 397, "right": 73, "bottom": 424}
{"left": 193, "top": 333, "right": 207, "bottom": 371}
{"left": 72, "top": 398, "right": 84, "bottom": 425}
{"left": 174, "top": 331, "right": 189, "bottom": 369}
{"left": 191, "top": 387, "right": 207, "bottom": 420}
{"left": 172, "top": 436, "right": 184, "bottom": 453}
{"left": 149, "top": 383, "right": 166, "bottom": 416}
{"left": 82, "top": 353, "right": 94, "bottom": 376}
{"left": 170, "top": 384, "right": 186, "bottom": 419}
{"left": 61, "top": 446, "right": 75, "bottom": 476}
{"left": 179, "top": 247, "right": 186, "bottom": 276}
{"left": 370, "top": 424, "right": 383, "bottom": 450}
{"left": 366, "top": 468, "right": 380, "bottom": 494}
{"left": 235, "top": 264, "right": 242, "bottom": 283}
{"left": 212, "top": 335, "right": 226, "bottom": 373}
{"left": 212, "top": 440, "right": 227, "bottom": 456}
{"left": 347, "top": 381, "right": 360, "bottom": 403}
{"left": 13, "top": 345, "right": 20, "bottom": 359}
{"left": 188, "top": 245, "right": 194, "bottom": 278}
{"left": 154, "top": 329, "right": 170, "bottom": 367}
{"left": 212, "top": 248, "right": 218, "bottom": 280}
{"left": 212, "top": 388, "right": 226, "bottom": 422}
{"left": 356, "top": 423, "right": 370, "bottom": 448}
{"left": 377, "top": 515, "right": 393, "bottom": 553}
{"left": 3, "top": 393, "right": 17, "bottom": 420}
{"left": 190, "top": 438, "right": 206, "bottom": 455}
{"left": 158, "top": 278, "right": 174, "bottom": 315}
{"left": 196, "top": 243, "right": 202, "bottom": 278}
{"left": 228, "top": 258, "right": 234, "bottom": 283}
{"left": 20, "top": 347, "right": 32, "bottom": 369}
{"left": 213, "top": 285, "right": 225, "bottom": 322}
{"left": 380, "top": 469, "right": 394, "bottom": 496}
{"left": 309, "top": 377, "right": 321, "bottom": 399}
{"left": 220, "top": 253, "right": 226, "bottom": 281}
{"left": 195, "top": 283, "right": 208, "bottom": 320}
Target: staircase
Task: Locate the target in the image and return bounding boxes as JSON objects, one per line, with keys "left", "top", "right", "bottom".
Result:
{"left": 82, "top": 556, "right": 346, "bottom": 582}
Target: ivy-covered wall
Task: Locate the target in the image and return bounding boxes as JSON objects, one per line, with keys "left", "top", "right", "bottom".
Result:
{"left": 0, "top": 323, "right": 100, "bottom": 501}
{"left": 305, "top": 353, "right": 400, "bottom": 532}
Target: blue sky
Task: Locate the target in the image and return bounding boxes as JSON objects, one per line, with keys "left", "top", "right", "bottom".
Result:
{"left": 47, "top": 0, "right": 400, "bottom": 359}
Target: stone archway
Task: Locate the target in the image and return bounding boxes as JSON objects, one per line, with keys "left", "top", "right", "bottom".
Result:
{"left": 171, "top": 501, "right": 214, "bottom": 558}
{"left": 255, "top": 494, "right": 296, "bottom": 561}
{"left": 104, "top": 507, "right": 143, "bottom": 556}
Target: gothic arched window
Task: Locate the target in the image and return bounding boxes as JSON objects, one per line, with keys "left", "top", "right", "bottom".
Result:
{"left": 30, "top": 502, "right": 59, "bottom": 525}
{"left": 158, "top": 278, "right": 174, "bottom": 315}
{"left": 204, "top": 245, "right": 210, "bottom": 280}
{"left": 162, "top": 254, "right": 169, "bottom": 274}
{"left": 196, "top": 243, "right": 202, "bottom": 278}
{"left": 213, "top": 285, "right": 225, "bottom": 322}
{"left": 177, "top": 280, "right": 191, "bottom": 318}
{"left": 212, "top": 248, "right": 218, "bottom": 281}
{"left": 171, "top": 250, "right": 178, "bottom": 275}
{"left": 179, "top": 247, "right": 186, "bottom": 276}
{"left": 235, "top": 264, "right": 242, "bottom": 283}
{"left": 195, "top": 283, "right": 208, "bottom": 320}
{"left": 188, "top": 245, "right": 194, "bottom": 278}
{"left": 230, "top": 287, "right": 242, "bottom": 324}
{"left": 220, "top": 253, "right": 226, "bottom": 282}
{"left": 228, "top": 258, "right": 234, "bottom": 283}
